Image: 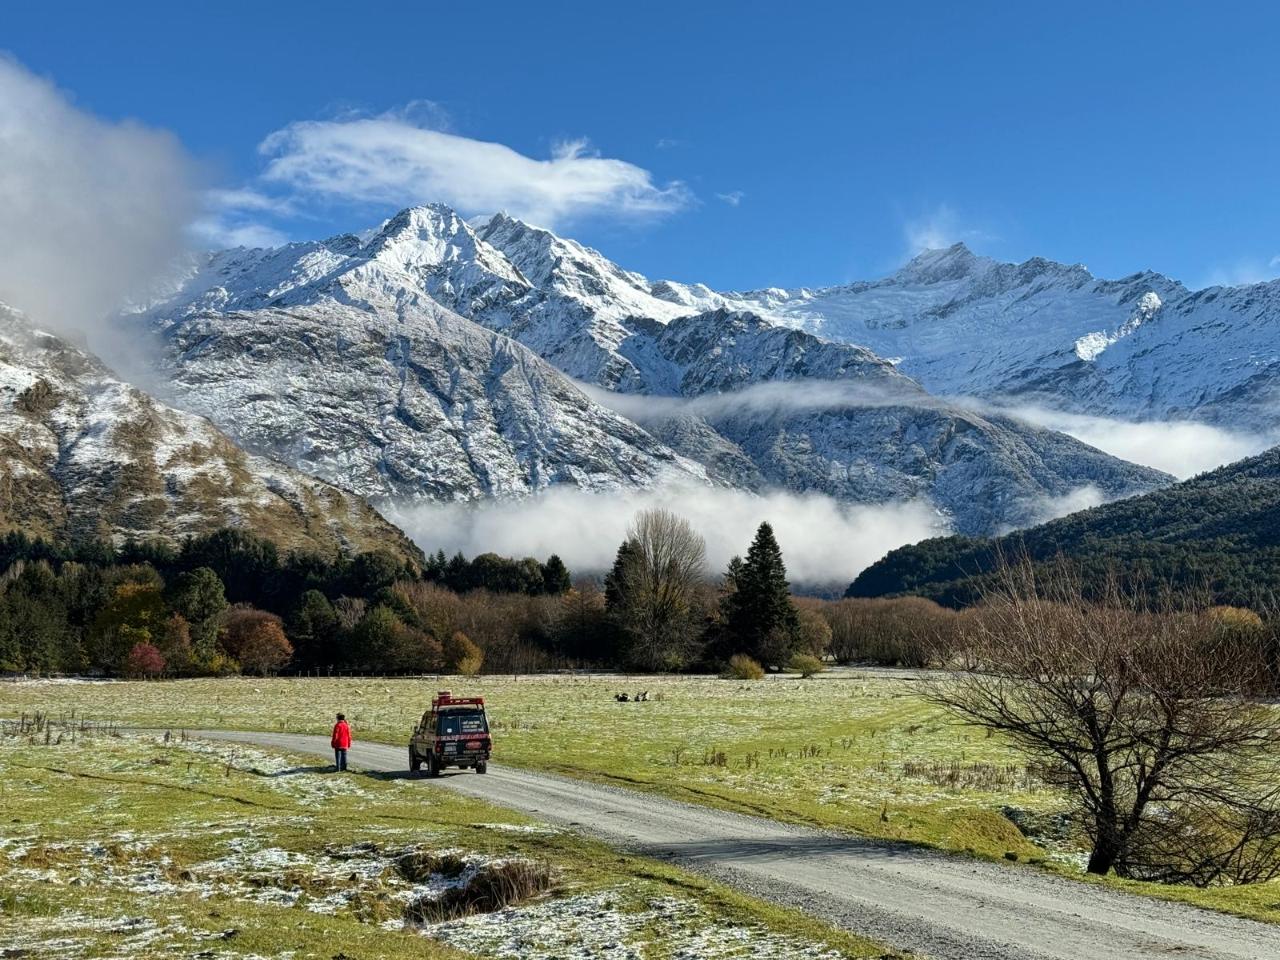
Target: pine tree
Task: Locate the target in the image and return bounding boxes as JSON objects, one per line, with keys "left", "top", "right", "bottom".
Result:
{"left": 722, "top": 522, "right": 800, "bottom": 666}
{"left": 540, "top": 554, "right": 571, "bottom": 595}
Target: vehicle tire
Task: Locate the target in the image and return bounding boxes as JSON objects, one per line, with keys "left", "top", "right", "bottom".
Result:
{"left": 409, "top": 749, "right": 421, "bottom": 775}
{"left": 476, "top": 761, "right": 487, "bottom": 775}
{"left": 427, "top": 754, "right": 441, "bottom": 778}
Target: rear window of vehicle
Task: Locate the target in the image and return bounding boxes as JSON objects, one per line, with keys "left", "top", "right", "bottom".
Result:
{"left": 437, "top": 710, "right": 488, "bottom": 735}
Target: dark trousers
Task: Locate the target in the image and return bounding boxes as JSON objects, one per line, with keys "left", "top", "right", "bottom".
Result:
{"left": 334, "top": 748, "right": 347, "bottom": 771}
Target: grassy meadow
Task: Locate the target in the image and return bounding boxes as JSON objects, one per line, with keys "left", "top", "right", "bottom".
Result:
{"left": 5, "top": 672, "right": 1280, "bottom": 926}
{"left": 3, "top": 672, "right": 1068, "bottom": 862}
{"left": 0, "top": 719, "right": 887, "bottom": 959}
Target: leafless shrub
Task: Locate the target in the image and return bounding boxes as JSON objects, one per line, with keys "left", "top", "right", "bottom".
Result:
{"left": 928, "top": 560, "right": 1280, "bottom": 884}
{"left": 819, "top": 596, "right": 958, "bottom": 666}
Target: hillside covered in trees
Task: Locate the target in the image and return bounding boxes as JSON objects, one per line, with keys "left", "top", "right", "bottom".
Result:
{"left": 848, "top": 446, "right": 1280, "bottom": 607}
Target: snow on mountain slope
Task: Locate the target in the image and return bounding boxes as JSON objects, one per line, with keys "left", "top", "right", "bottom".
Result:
{"left": 721, "top": 244, "right": 1280, "bottom": 430}
{"left": 0, "top": 305, "right": 420, "bottom": 559}
{"left": 598, "top": 310, "right": 1169, "bottom": 534}
{"left": 139, "top": 293, "right": 706, "bottom": 505}
{"left": 140, "top": 207, "right": 1171, "bottom": 536}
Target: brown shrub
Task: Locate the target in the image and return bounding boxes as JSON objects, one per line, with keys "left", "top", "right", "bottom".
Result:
{"left": 819, "top": 596, "right": 957, "bottom": 666}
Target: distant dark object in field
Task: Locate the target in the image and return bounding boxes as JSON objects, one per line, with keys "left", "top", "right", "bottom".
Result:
{"left": 614, "top": 691, "right": 649, "bottom": 702}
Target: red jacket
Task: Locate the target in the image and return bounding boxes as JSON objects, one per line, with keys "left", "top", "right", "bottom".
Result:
{"left": 331, "top": 720, "right": 351, "bottom": 749}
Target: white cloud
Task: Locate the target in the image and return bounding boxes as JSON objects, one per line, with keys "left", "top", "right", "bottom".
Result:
{"left": 386, "top": 485, "right": 944, "bottom": 588}
{"left": 188, "top": 215, "right": 289, "bottom": 250}
{"left": 902, "top": 204, "right": 992, "bottom": 256}
{"left": 998, "top": 404, "right": 1273, "bottom": 479}
{"left": 716, "top": 190, "right": 745, "bottom": 206}
{"left": 1198, "top": 256, "right": 1280, "bottom": 289}
{"left": 0, "top": 56, "right": 196, "bottom": 333}
{"left": 578, "top": 378, "right": 935, "bottom": 424}
{"left": 255, "top": 107, "right": 693, "bottom": 230}
{"left": 1027, "top": 484, "right": 1105, "bottom": 525}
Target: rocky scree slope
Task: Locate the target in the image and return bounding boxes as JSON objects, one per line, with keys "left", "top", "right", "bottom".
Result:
{"left": 0, "top": 305, "right": 419, "bottom": 559}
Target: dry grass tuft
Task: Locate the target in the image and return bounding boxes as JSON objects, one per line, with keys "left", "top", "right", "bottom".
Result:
{"left": 405, "top": 859, "right": 555, "bottom": 923}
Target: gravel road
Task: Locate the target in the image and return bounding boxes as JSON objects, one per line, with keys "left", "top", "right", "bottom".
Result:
{"left": 200, "top": 729, "right": 1280, "bottom": 960}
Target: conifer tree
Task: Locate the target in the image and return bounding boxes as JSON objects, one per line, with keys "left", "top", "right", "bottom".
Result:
{"left": 721, "top": 521, "right": 800, "bottom": 666}
{"left": 540, "top": 554, "right": 572, "bottom": 595}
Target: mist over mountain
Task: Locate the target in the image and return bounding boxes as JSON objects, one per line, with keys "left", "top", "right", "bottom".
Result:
{"left": 130, "top": 205, "right": 1171, "bottom": 546}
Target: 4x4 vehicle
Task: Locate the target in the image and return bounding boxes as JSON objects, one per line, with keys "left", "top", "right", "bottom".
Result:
{"left": 409, "top": 690, "right": 491, "bottom": 777}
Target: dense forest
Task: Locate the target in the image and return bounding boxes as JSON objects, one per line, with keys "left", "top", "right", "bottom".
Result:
{"left": 0, "top": 528, "right": 575, "bottom": 677}
{"left": 848, "top": 446, "right": 1280, "bottom": 607}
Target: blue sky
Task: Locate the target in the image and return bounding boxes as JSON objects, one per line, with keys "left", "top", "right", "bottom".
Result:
{"left": 5, "top": 1, "right": 1279, "bottom": 290}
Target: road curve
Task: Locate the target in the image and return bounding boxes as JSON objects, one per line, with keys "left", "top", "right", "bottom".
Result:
{"left": 198, "top": 730, "right": 1280, "bottom": 960}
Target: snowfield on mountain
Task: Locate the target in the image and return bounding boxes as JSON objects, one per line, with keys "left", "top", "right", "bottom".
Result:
{"left": 719, "top": 243, "right": 1280, "bottom": 431}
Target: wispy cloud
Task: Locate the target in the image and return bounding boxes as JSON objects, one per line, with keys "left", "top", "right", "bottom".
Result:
{"left": 246, "top": 105, "right": 693, "bottom": 231}
{"left": 190, "top": 188, "right": 293, "bottom": 248}
{"left": 902, "top": 204, "right": 993, "bottom": 257}
{"left": 716, "top": 190, "right": 745, "bottom": 206}
{"left": 0, "top": 55, "right": 196, "bottom": 333}
{"left": 577, "top": 378, "right": 931, "bottom": 424}
{"left": 991, "top": 403, "right": 1274, "bottom": 478}
{"left": 1198, "top": 255, "right": 1280, "bottom": 290}
{"left": 386, "top": 485, "right": 944, "bottom": 587}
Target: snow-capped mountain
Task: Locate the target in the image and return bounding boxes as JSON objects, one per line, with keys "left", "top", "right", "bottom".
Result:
{"left": 594, "top": 309, "right": 1168, "bottom": 533}
{"left": 134, "top": 242, "right": 707, "bottom": 503}
{"left": 721, "top": 244, "right": 1280, "bottom": 430}
{"left": 135, "top": 207, "right": 1170, "bottom": 535}
{"left": 0, "top": 305, "right": 419, "bottom": 559}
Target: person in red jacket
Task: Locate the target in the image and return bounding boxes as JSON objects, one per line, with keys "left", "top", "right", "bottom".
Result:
{"left": 331, "top": 713, "right": 351, "bottom": 771}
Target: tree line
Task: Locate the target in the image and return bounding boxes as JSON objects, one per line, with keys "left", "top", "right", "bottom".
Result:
{"left": 0, "top": 528, "right": 572, "bottom": 677}
{"left": 0, "top": 510, "right": 854, "bottom": 678}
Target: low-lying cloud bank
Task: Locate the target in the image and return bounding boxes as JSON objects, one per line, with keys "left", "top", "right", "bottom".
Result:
{"left": 578, "top": 378, "right": 934, "bottom": 424}
{"left": 0, "top": 56, "right": 195, "bottom": 336}
{"left": 386, "top": 486, "right": 945, "bottom": 589}
{"left": 996, "top": 404, "right": 1274, "bottom": 479}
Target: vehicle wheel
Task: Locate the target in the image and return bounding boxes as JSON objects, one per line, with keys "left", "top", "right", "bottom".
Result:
{"left": 409, "top": 749, "right": 421, "bottom": 775}
{"left": 427, "top": 754, "right": 441, "bottom": 778}
{"left": 476, "top": 761, "right": 487, "bottom": 775}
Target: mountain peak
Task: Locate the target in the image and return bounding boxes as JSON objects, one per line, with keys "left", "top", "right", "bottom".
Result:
{"left": 894, "top": 242, "right": 988, "bottom": 284}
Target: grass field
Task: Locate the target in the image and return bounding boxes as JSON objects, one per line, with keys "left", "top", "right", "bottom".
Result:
{"left": 4, "top": 672, "right": 1280, "bottom": 926}
{"left": 0, "top": 719, "right": 889, "bottom": 959}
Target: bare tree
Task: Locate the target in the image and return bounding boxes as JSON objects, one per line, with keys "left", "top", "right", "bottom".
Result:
{"left": 613, "top": 508, "right": 707, "bottom": 671}
{"left": 928, "top": 561, "right": 1280, "bottom": 884}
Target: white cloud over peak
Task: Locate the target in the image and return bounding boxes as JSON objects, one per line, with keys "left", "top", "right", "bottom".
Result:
{"left": 0, "top": 56, "right": 196, "bottom": 332}
{"left": 902, "top": 204, "right": 993, "bottom": 258}
{"left": 253, "top": 107, "right": 693, "bottom": 230}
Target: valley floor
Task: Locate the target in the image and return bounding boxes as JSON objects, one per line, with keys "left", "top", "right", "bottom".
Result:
{"left": 0, "top": 724, "right": 884, "bottom": 959}
{"left": 5, "top": 673, "right": 1280, "bottom": 949}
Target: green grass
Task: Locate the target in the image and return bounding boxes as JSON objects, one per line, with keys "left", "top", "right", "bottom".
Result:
{"left": 1, "top": 674, "right": 1054, "bottom": 860}
{"left": 0, "top": 724, "right": 889, "bottom": 959}
{"left": 5, "top": 672, "right": 1280, "bottom": 926}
